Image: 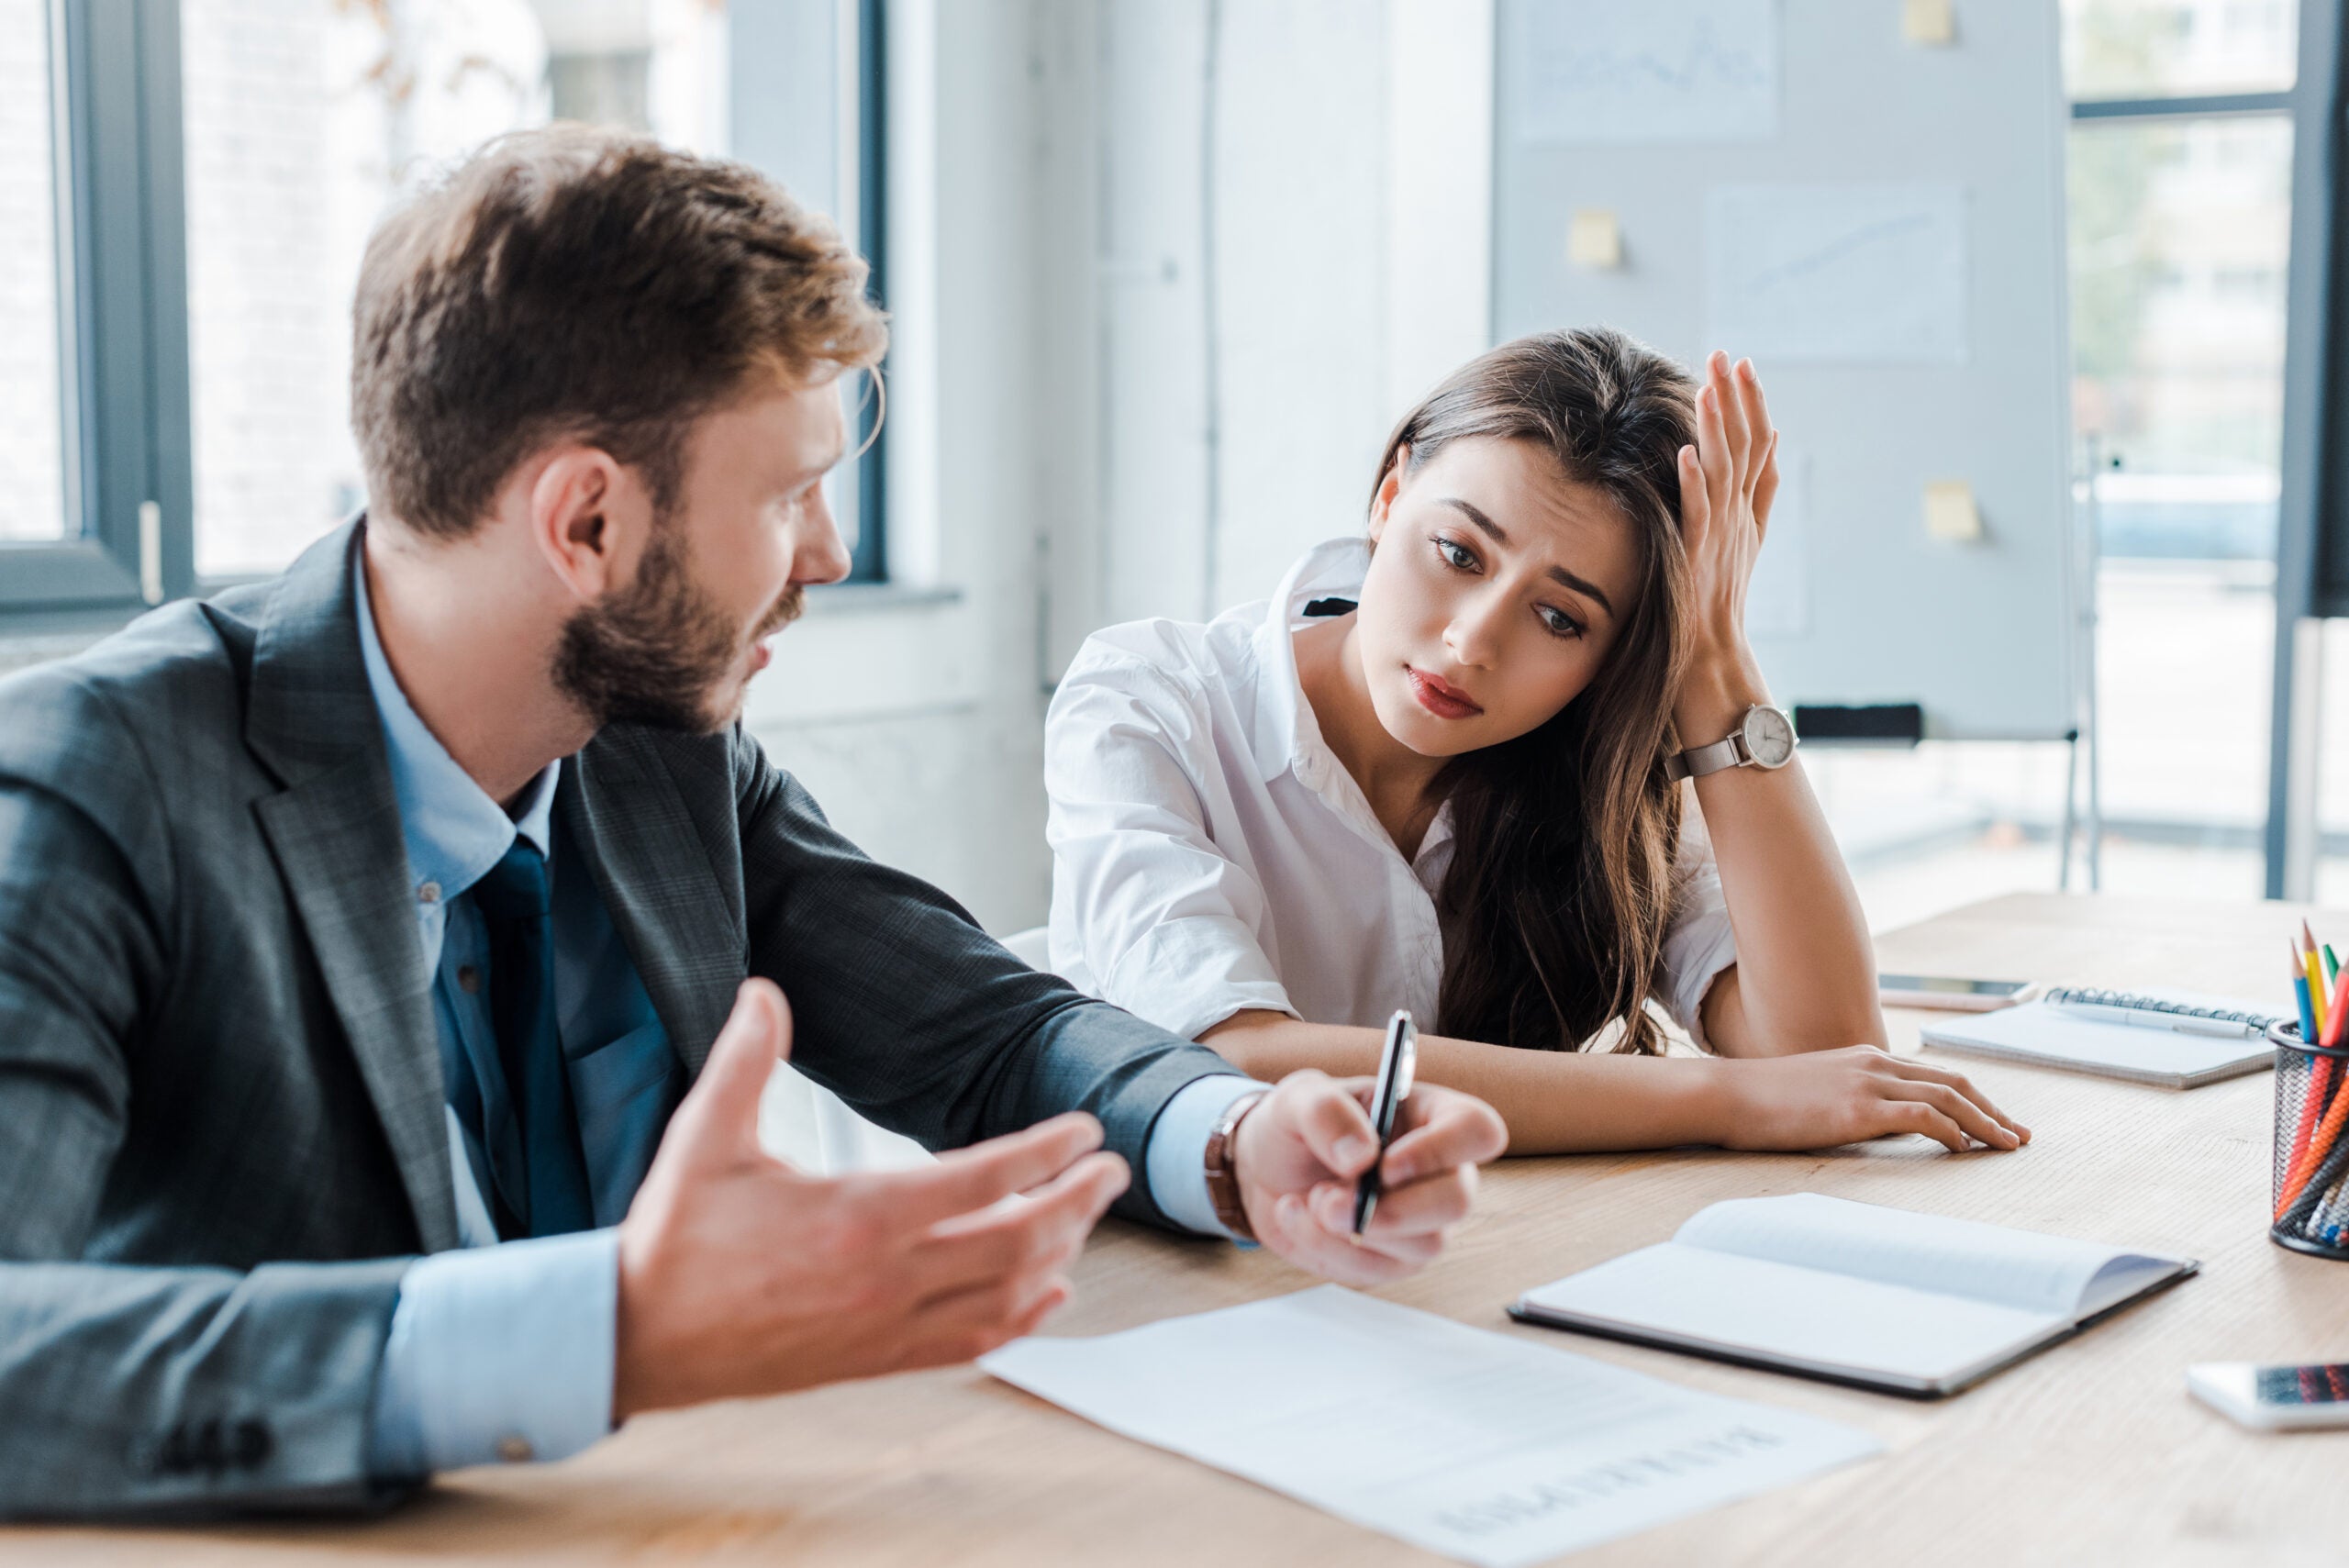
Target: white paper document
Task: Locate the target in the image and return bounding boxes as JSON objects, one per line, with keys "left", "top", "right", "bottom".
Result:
{"left": 982, "top": 1286, "right": 1879, "bottom": 1567}
{"left": 1706, "top": 183, "right": 1968, "bottom": 364}
{"left": 1512, "top": 0, "right": 1778, "bottom": 146}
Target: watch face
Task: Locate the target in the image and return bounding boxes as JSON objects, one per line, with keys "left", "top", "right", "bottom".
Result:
{"left": 1742, "top": 706, "right": 1796, "bottom": 768}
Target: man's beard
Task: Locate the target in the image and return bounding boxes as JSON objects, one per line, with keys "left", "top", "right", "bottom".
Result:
{"left": 551, "top": 524, "right": 803, "bottom": 734}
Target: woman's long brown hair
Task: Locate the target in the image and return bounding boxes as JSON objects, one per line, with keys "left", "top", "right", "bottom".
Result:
{"left": 1375, "top": 328, "right": 1696, "bottom": 1055}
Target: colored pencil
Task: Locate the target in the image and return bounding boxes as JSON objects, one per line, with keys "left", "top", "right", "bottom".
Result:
{"left": 2308, "top": 950, "right": 2328, "bottom": 1040}
{"left": 2283, "top": 979, "right": 2327, "bottom": 1187}
{"left": 2318, "top": 950, "right": 2349, "bottom": 1166}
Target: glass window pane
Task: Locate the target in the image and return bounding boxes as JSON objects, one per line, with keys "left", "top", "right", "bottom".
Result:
{"left": 2071, "top": 115, "right": 2290, "bottom": 550}
{"left": 180, "top": 0, "right": 729, "bottom": 580}
{"left": 0, "top": 0, "right": 69, "bottom": 545}
{"left": 2068, "top": 112, "right": 2289, "bottom": 871}
{"left": 2062, "top": 0, "right": 2297, "bottom": 101}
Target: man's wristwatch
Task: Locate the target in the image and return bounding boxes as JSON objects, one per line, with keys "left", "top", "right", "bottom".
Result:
{"left": 1203, "top": 1089, "right": 1268, "bottom": 1241}
{"left": 1664, "top": 703, "right": 1798, "bottom": 782}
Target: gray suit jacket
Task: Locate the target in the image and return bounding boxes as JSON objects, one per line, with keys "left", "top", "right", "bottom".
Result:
{"left": 0, "top": 523, "right": 1237, "bottom": 1518}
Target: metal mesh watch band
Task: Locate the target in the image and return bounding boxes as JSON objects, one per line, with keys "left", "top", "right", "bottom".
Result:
{"left": 1664, "top": 732, "right": 1745, "bottom": 783}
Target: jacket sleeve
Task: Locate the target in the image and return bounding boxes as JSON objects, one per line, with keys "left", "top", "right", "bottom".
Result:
{"left": 0, "top": 672, "right": 413, "bottom": 1519}
{"left": 726, "top": 725, "right": 1243, "bottom": 1229}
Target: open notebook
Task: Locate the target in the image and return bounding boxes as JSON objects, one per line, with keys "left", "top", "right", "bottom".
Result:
{"left": 1918, "top": 986, "right": 2285, "bottom": 1088}
{"left": 1510, "top": 1194, "right": 2196, "bottom": 1398}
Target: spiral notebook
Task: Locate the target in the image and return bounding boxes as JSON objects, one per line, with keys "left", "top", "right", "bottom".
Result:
{"left": 1918, "top": 986, "right": 2286, "bottom": 1088}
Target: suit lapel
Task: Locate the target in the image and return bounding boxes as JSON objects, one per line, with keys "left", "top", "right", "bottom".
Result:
{"left": 246, "top": 523, "right": 458, "bottom": 1253}
{"left": 558, "top": 733, "right": 744, "bottom": 1079}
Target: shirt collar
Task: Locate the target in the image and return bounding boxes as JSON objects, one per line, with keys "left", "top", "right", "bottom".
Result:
{"left": 1249, "top": 535, "right": 1373, "bottom": 784}
{"left": 352, "top": 540, "right": 560, "bottom": 906}
{"left": 1247, "top": 535, "right": 1457, "bottom": 870}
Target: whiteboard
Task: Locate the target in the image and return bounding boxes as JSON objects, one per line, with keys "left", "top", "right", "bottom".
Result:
{"left": 1492, "top": 0, "right": 2076, "bottom": 740}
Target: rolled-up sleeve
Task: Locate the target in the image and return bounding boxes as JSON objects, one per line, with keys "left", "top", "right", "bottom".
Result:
{"left": 1045, "top": 656, "right": 1297, "bottom": 1042}
{"left": 1659, "top": 799, "right": 1739, "bottom": 1051}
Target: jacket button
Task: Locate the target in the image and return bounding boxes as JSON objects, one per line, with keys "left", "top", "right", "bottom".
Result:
{"left": 194, "top": 1418, "right": 228, "bottom": 1471}
{"left": 232, "top": 1418, "right": 273, "bottom": 1469}
{"left": 496, "top": 1434, "right": 534, "bottom": 1463}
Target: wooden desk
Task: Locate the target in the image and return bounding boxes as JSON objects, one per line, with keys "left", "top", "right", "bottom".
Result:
{"left": 14, "top": 894, "right": 2349, "bottom": 1567}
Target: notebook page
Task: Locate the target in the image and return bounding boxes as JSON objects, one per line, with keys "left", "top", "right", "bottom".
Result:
{"left": 1519, "top": 1243, "right": 2062, "bottom": 1387}
{"left": 1675, "top": 1194, "right": 2146, "bottom": 1318}
{"left": 2079, "top": 1252, "right": 2188, "bottom": 1318}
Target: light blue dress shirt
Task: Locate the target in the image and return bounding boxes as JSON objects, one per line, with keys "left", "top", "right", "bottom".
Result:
{"left": 352, "top": 555, "right": 1264, "bottom": 1477}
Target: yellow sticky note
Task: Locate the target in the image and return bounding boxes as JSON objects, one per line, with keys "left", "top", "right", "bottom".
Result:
{"left": 1565, "top": 209, "right": 1622, "bottom": 271}
{"left": 1924, "top": 480, "right": 1982, "bottom": 541}
{"left": 1903, "top": 0, "right": 1955, "bottom": 46}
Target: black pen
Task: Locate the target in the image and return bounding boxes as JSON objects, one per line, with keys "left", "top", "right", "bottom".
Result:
{"left": 1353, "top": 1009, "right": 1418, "bottom": 1235}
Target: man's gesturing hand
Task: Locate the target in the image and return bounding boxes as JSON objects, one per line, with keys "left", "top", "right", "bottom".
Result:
{"left": 1233, "top": 1071, "right": 1508, "bottom": 1286}
{"left": 612, "top": 978, "right": 1129, "bottom": 1423}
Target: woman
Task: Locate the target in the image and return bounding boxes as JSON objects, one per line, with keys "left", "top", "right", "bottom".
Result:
{"left": 1043, "top": 328, "right": 2027, "bottom": 1155}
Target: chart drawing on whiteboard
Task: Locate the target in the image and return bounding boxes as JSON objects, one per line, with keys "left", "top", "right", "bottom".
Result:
{"left": 1706, "top": 184, "right": 1969, "bottom": 364}
{"left": 1511, "top": 0, "right": 1779, "bottom": 146}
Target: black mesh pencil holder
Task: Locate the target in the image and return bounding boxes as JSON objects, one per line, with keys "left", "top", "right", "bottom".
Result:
{"left": 2268, "top": 1019, "right": 2349, "bottom": 1261}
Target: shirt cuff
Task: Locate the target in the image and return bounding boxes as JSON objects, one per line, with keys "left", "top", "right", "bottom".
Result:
{"left": 1142, "top": 1073, "right": 1273, "bottom": 1239}
{"left": 368, "top": 1228, "right": 619, "bottom": 1478}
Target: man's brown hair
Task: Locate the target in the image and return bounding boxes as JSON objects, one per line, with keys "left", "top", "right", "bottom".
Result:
{"left": 351, "top": 124, "right": 887, "bottom": 539}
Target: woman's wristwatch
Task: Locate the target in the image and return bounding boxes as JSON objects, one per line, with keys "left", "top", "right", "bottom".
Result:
{"left": 1664, "top": 704, "right": 1798, "bottom": 782}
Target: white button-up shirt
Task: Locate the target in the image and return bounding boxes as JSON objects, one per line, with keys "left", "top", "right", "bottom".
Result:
{"left": 1046, "top": 536, "right": 1739, "bottom": 1047}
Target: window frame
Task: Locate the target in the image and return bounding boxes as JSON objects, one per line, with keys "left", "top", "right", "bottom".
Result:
{"left": 3, "top": 0, "right": 193, "bottom": 619}
{"left": 2058, "top": 6, "right": 2329, "bottom": 901}
{"left": 1, "top": 0, "right": 887, "bottom": 625}
{"left": 848, "top": 0, "right": 886, "bottom": 584}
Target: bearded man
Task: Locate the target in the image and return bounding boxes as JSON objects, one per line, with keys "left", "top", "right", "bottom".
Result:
{"left": 0, "top": 126, "right": 1505, "bottom": 1516}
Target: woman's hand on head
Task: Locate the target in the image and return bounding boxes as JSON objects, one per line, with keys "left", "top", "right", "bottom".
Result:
{"left": 1672, "top": 350, "right": 1780, "bottom": 742}
{"left": 1704, "top": 1044, "right": 2031, "bottom": 1154}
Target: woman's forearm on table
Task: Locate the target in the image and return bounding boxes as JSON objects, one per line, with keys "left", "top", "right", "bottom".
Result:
{"left": 1198, "top": 1010, "right": 1732, "bottom": 1154}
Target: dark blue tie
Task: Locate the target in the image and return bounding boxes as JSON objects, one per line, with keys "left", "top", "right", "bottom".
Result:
{"left": 470, "top": 841, "right": 596, "bottom": 1238}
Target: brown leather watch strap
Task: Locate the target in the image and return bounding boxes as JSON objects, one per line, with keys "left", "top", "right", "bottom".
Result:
{"left": 1203, "top": 1089, "right": 1269, "bottom": 1241}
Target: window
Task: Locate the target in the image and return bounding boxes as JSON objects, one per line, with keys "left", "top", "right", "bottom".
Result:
{"left": 2053, "top": 3, "right": 2294, "bottom": 895}
{"left": 0, "top": 0, "right": 68, "bottom": 547}
{"left": 179, "top": 0, "right": 734, "bottom": 579}
{"left": 2063, "top": 0, "right": 2298, "bottom": 100}
{"left": 2069, "top": 115, "right": 2291, "bottom": 563}
{"left": 1824, "top": 0, "right": 2304, "bottom": 929}
{"left": 1, "top": 0, "right": 884, "bottom": 621}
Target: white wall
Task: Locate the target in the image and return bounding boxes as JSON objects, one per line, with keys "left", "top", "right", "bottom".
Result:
{"left": 1050, "top": 0, "right": 1493, "bottom": 668}
{"left": 740, "top": 0, "right": 1081, "bottom": 936}
{"left": 741, "top": 0, "right": 1492, "bottom": 936}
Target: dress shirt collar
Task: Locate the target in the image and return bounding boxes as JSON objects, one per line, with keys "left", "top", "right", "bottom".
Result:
{"left": 352, "top": 538, "right": 561, "bottom": 906}
{"left": 1248, "top": 534, "right": 1453, "bottom": 868}
{"left": 1248, "top": 535, "right": 1374, "bottom": 786}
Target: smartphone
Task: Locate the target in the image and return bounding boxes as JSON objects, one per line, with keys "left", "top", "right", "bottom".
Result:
{"left": 2188, "top": 1362, "right": 2349, "bottom": 1430}
{"left": 1351, "top": 1009, "right": 1417, "bottom": 1235}
{"left": 1877, "top": 973, "right": 2032, "bottom": 1012}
